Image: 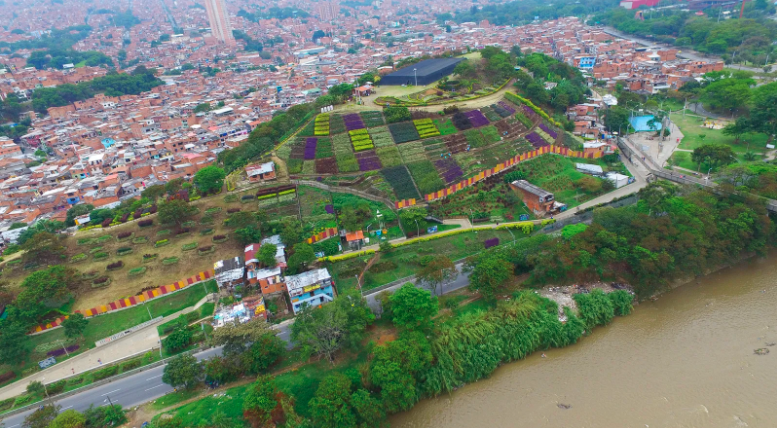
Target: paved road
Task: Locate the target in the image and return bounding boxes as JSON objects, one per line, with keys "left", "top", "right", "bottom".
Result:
{"left": 363, "top": 262, "right": 472, "bottom": 312}
{"left": 0, "top": 322, "right": 293, "bottom": 428}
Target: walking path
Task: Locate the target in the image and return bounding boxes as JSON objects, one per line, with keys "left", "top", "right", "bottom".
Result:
{"left": 0, "top": 294, "right": 216, "bottom": 401}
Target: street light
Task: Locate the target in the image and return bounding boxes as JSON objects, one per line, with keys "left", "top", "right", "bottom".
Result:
{"left": 413, "top": 68, "right": 417, "bottom": 86}
{"left": 414, "top": 219, "right": 419, "bottom": 237}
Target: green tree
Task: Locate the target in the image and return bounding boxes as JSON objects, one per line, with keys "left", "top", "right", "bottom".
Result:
{"left": 48, "top": 409, "right": 86, "bottom": 428}
{"left": 0, "top": 321, "right": 30, "bottom": 365}
{"left": 22, "top": 404, "right": 59, "bottom": 428}
{"left": 242, "top": 376, "right": 278, "bottom": 427}
{"left": 66, "top": 204, "right": 94, "bottom": 227}
{"left": 62, "top": 313, "right": 89, "bottom": 340}
{"left": 162, "top": 354, "right": 202, "bottom": 390}
{"left": 204, "top": 355, "right": 243, "bottom": 384}
{"left": 164, "top": 317, "right": 192, "bottom": 352}
{"left": 309, "top": 374, "right": 357, "bottom": 428}
{"left": 194, "top": 103, "right": 211, "bottom": 113}
{"left": 194, "top": 165, "right": 226, "bottom": 194}
{"left": 258, "top": 243, "right": 277, "bottom": 267}
{"left": 468, "top": 256, "right": 512, "bottom": 301}
{"left": 26, "top": 380, "right": 45, "bottom": 396}
{"left": 164, "top": 178, "right": 184, "bottom": 196}
{"left": 212, "top": 317, "right": 273, "bottom": 357}
{"left": 287, "top": 243, "right": 315, "bottom": 274}
{"left": 369, "top": 331, "right": 432, "bottom": 413}
{"left": 280, "top": 217, "right": 304, "bottom": 247}
{"left": 227, "top": 211, "right": 258, "bottom": 229}
{"left": 83, "top": 403, "right": 127, "bottom": 427}
{"left": 158, "top": 199, "right": 197, "bottom": 226}
{"left": 388, "top": 283, "right": 438, "bottom": 330}
{"left": 350, "top": 389, "right": 385, "bottom": 428}
{"left": 141, "top": 184, "right": 166, "bottom": 202}
{"left": 244, "top": 333, "right": 285, "bottom": 374}
{"left": 88, "top": 208, "right": 113, "bottom": 224}
{"left": 602, "top": 106, "right": 630, "bottom": 133}
{"left": 691, "top": 143, "right": 736, "bottom": 171}
{"left": 415, "top": 255, "right": 456, "bottom": 296}
{"left": 20, "top": 231, "right": 65, "bottom": 264}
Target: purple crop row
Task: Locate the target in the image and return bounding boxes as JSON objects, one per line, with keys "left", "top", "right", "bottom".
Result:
{"left": 526, "top": 132, "right": 550, "bottom": 149}
{"left": 325, "top": 204, "right": 334, "bottom": 214}
{"left": 47, "top": 345, "right": 80, "bottom": 358}
{"left": 484, "top": 238, "right": 499, "bottom": 249}
{"left": 523, "top": 105, "right": 537, "bottom": 118}
{"left": 498, "top": 101, "right": 516, "bottom": 114}
{"left": 356, "top": 150, "right": 382, "bottom": 171}
{"left": 465, "top": 110, "right": 489, "bottom": 127}
{"left": 343, "top": 113, "right": 366, "bottom": 131}
{"left": 435, "top": 158, "right": 463, "bottom": 183}
{"left": 304, "top": 137, "right": 318, "bottom": 160}
{"left": 539, "top": 123, "right": 558, "bottom": 139}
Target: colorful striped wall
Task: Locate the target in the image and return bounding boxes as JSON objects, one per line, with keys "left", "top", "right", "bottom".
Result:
{"left": 307, "top": 227, "right": 338, "bottom": 244}
{"left": 394, "top": 146, "right": 602, "bottom": 209}
{"left": 32, "top": 269, "right": 215, "bottom": 334}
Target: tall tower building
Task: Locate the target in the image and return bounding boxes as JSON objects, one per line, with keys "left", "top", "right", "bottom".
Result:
{"left": 204, "top": 0, "right": 235, "bottom": 46}
{"left": 317, "top": 1, "right": 339, "bottom": 22}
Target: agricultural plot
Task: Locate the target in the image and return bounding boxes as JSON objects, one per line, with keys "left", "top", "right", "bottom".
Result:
{"left": 397, "top": 141, "right": 427, "bottom": 164}
{"left": 534, "top": 127, "right": 555, "bottom": 145}
{"left": 389, "top": 121, "right": 420, "bottom": 144}
{"left": 413, "top": 118, "right": 441, "bottom": 139}
{"left": 464, "top": 129, "right": 488, "bottom": 149}
{"left": 299, "top": 119, "right": 316, "bottom": 137}
{"left": 349, "top": 129, "right": 374, "bottom": 152}
{"left": 298, "top": 186, "right": 337, "bottom": 230}
{"left": 375, "top": 146, "right": 402, "bottom": 167}
{"left": 369, "top": 126, "right": 394, "bottom": 147}
{"left": 360, "top": 111, "right": 385, "bottom": 127}
{"left": 428, "top": 176, "right": 532, "bottom": 223}
{"left": 315, "top": 157, "right": 338, "bottom": 174}
{"left": 314, "top": 114, "right": 330, "bottom": 136}
{"left": 433, "top": 118, "right": 458, "bottom": 136}
{"left": 303, "top": 138, "right": 317, "bottom": 160}
{"left": 444, "top": 134, "right": 469, "bottom": 153}
{"left": 481, "top": 125, "right": 502, "bottom": 144}
{"left": 465, "top": 110, "right": 490, "bottom": 127}
{"left": 336, "top": 153, "right": 360, "bottom": 173}
{"left": 343, "top": 113, "right": 366, "bottom": 131}
{"left": 497, "top": 101, "right": 516, "bottom": 115}
{"left": 315, "top": 137, "right": 334, "bottom": 159}
{"left": 435, "top": 156, "right": 464, "bottom": 184}
{"left": 526, "top": 132, "right": 550, "bottom": 149}
{"left": 422, "top": 139, "right": 447, "bottom": 158}
{"left": 302, "top": 160, "right": 316, "bottom": 175}
{"left": 381, "top": 166, "right": 420, "bottom": 200}
{"left": 356, "top": 150, "right": 382, "bottom": 171}
{"left": 333, "top": 133, "right": 352, "bottom": 154}
{"left": 453, "top": 151, "right": 483, "bottom": 177}
{"left": 451, "top": 112, "right": 473, "bottom": 131}
{"left": 407, "top": 160, "right": 446, "bottom": 195}
{"left": 539, "top": 123, "right": 559, "bottom": 140}
{"left": 330, "top": 114, "right": 346, "bottom": 134}
{"left": 480, "top": 105, "right": 502, "bottom": 122}
{"left": 287, "top": 159, "right": 303, "bottom": 174}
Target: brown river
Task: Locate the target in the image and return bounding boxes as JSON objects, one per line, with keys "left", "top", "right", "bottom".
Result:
{"left": 391, "top": 255, "right": 777, "bottom": 428}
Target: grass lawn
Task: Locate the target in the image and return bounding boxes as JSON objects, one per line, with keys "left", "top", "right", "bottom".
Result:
{"left": 670, "top": 112, "right": 769, "bottom": 154}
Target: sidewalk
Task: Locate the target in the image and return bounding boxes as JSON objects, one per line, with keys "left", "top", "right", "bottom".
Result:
{"left": 0, "top": 294, "right": 215, "bottom": 401}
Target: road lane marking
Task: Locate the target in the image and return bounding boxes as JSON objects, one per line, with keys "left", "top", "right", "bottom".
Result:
{"left": 101, "top": 389, "right": 121, "bottom": 396}
{"left": 62, "top": 406, "right": 73, "bottom": 410}
{"left": 144, "top": 384, "right": 166, "bottom": 391}
{"left": 146, "top": 374, "right": 163, "bottom": 380}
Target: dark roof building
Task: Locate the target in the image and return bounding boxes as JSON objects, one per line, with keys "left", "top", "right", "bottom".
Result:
{"left": 381, "top": 58, "right": 465, "bottom": 86}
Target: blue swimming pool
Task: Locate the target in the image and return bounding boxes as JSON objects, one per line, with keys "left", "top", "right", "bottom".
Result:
{"left": 629, "top": 115, "right": 663, "bottom": 132}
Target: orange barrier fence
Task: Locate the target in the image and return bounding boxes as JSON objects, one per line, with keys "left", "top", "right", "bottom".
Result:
{"left": 394, "top": 198, "right": 417, "bottom": 209}
{"left": 420, "top": 146, "right": 602, "bottom": 204}
{"left": 32, "top": 269, "right": 215, "bottom": 334}
{"left": 307, "top": 227, "right": 338, "bottom": 244}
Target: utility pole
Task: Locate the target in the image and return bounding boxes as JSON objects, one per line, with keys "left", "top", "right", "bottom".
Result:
{"left": 740, "top": 0, "right": 746, "bottom": 19}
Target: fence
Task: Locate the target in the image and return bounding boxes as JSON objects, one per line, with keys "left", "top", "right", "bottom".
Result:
{"left": 95, "top": 317, "right": 163, "bottom": 347}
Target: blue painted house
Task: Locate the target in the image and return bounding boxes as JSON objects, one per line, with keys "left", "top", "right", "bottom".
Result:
{"left": 101, "top": 138, "right": 116, "bottom": 149}
{"left": 285, "top": 268, "right": 335, "bottom": 314}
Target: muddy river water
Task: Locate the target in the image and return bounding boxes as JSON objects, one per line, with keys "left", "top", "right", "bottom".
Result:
{"left": 391, "top": 255, "right": 777, "bottom": 428}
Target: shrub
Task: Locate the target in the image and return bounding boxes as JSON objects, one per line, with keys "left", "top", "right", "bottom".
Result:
{"left": 138, "top": 220, "right": 153, "bottom": 227}
{"left": 117, "top": 232, "right": 133, "bottom": 240}
{"left": 213, "top": 235, "right": 228, "bottom": 243}
{"left": 70, "top": 253, "right": 87, "bottom": 263}
{"left": 0, "top": 371, "right": 15, "bottom": 384}
{"left": 181, "top": 242, "right": 198, "bottom": 251}
{"left": 106, "top": 261, "right": 124, "bottom": 271}
{"left": 47, "top": 345, "right": 80, "bottom": 358}
{"left": 120, "top": 359, "right": 142, "bottom": 372}
{"left": 82, "top": 271, "right": 99, "bottom": 280}
{"left": 93, "top": 276, "right": 110, "bottom": 284}
{"left": 93, "top": 252, "right": 109, "bottom": 260}
{"left": 132, "top": 236, "right": 149, "bottom": 244}
{"left": 89, "top": 246, "right": 103, "bottom": 254}
{"left": 182, "top": 221, "right": 196, "bottom": 228}
{"left": 162, "top": 257, "right": 180, "bottom": 265}
{"left": 128, "top": 267, "right": 147, "bottom": 277}
{"left": 101, "top": 218, "right": 112, "bottom": 228}
{"left": 176, "top": 228, "right": 191, "bottom": 235}
{"left": 608, "top": 290, "right": 634, "bottom": 316}
{"left": 227, "top": 208, "right": 240, "bottom": 214}
{"left": 93, "top": 366, "right": 118, "bottom": 381}
{"left": 573, "top": 289, "right": 615, "bottom": 329}
{"left": 117, "top": 247, "right": 133, "bottom": 256}
{"left": 155, "top": 239, "right": 170, "bottom": 247}
{"left": 200, "top": 228, "right": 214, "bottom": 235}
{"left": 66, "top": 376, "right": 84, "bottom": 386}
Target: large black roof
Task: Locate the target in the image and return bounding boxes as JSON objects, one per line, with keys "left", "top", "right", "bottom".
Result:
{"left": 384, "top": 58, "right": 464, "bottom": 78}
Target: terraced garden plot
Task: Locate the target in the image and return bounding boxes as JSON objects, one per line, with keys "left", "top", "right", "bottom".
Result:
{"left": 336, "top": 153, "right": 360, "bottom": 173}
{"left": 539, "top": 123, "right": 559, "bottom": 140}
{"left": 452, "top": 112, "right": 473, "bottom": 131}
{"left": 303, "top": 138, "right": 317, "bottom": 160}
{"left": 330, "top": 114, "right": 346, "bottom": 134}
{"left": 501, "top": 98, "right": 519, "bottom": 111}
{"left": 375, "top": 146, "right": 402, "bottom": 167}
{"left": 302, "top": 160, "right": 316, "bottom": 174}
{"left": 356, "top": 150, "right": 382, "bottom": 171}
{"left": 287, "top": 158, "right": 303, "bottom": 174}
{"left": 343, "top": 113, "right": 366, "bottom": 131}
{"left": 464, "top": 129, "right": 488, "bottom": 148}
{"left": 314, "top": 114, "right": 330, "bottom": 136}
{"left": 259, "top": 197, "right": 300, "bottom": 219}
{"left": 298, "top": 185, "right": 332, "bottom": 217}
{"left": 481, "top": 106, "right": 502, "bottom": 122}
{"left": 433, "top": 118, "right": 458, "bottom": 136}
{"left": 453, "top": 151, "right": 483, "bottom": 176}
{"left": 413, "top": 118, "right": 441, "bottom": 139}
{"left": 360, "top": 111, "right": 385, "bottom": 127}
{"left": 444, "top": 134, "right": 469, "bottom": 153}
{"left": 315, "top": 157, "right": 338, "bottom": 174}
{"left": 526, "top": 132, "right": 550, "bottom": 149}
{"left": 534, "top": 128, "right": 555, "bottom": 145}
{"left": 465, "top": 110, "right": 490, "bottom": 127}
{"left": 299, "top": 119, "right": 317, "bottom": 137}
{"left": 407, "top": 160, "right": 446, "bottom": 195}
{"left": 495, "top": 102, "right": 515, "bottom": 116}
{"left": 480, "top": 142, "right": 518, "bottom": 169}
{"left": 288, "top": 138, "right": 306, "bottom": 160}
{"left": 435, "top": 157, "right": 464, "bottom": 184}
{"left": 369, "top": 126, "right": 394, "bottom": 147}
{"left": 422, "top": 139, "right": 447, "bottom": 158}
{"left": 349, "top": 128, "right": 374, "bottom": 152}
{"left": 398, "top": 141, "right": 427, "bottom": 163}
{"left": 381, "top": 166, "right": 420, "bottom": 200}
{"left": 389, "top": 121, "right": 420, "bottom": 144}
{"left": 480, "top": 125, "right": 502, "bottom": 144}
{"left": 333, "top": 134, "right": 353, "bottom": 154}
{"left": 315, "top": 137, "right": 334, "bottom": 159}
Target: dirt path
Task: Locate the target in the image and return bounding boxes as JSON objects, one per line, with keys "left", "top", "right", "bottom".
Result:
{"left": 338, "top": 82, "right": 515, "bottom": 113}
